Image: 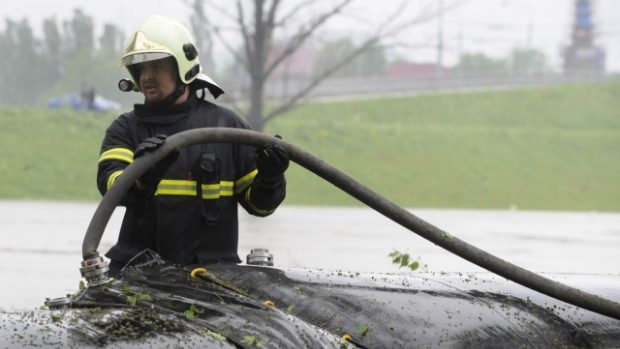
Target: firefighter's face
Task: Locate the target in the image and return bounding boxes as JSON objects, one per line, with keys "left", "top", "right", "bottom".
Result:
{"left": 138, "top": 57, "right": 178, "bottom": 104}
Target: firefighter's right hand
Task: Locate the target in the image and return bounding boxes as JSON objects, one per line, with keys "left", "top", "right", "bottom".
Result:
{"left": 135, "top": 134, "right": 167, "bottom": 158}
{"left": 134, "top": 134, "right": 178, "bottom": 191}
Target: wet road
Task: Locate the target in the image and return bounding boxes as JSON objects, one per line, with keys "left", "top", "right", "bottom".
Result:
{"left": 1, "top": 200, "right": 619, "bottom": 310}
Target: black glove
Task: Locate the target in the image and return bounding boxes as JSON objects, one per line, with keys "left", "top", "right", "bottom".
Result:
{"left": 135, "top": 134, "right": 167, "bottom": 158}
{"left": 255, "top": 135, "right": 289, "bottom": 185}
{"left": 134, "top": 134, "right": 178, "bottom": 190}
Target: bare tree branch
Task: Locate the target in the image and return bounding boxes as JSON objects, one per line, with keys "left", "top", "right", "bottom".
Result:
{"left": 273, "top": 0, "right": 318, "bottom": 28}
{"left": 199, "top": 0, "right": 238, "bottom": 22}
{"left": 189, "top": 0, "right": 217, "bottom": 74}
{"left": 185, "top": 0, "right": 469, "bottom": 130}
{"left": 266, "top": 0, "right": 280, "bottom": 29}
{"left": 208, "top": 25, "right": 245, "bottom": 64}
{"left": 195, "top": 0, "right": 246, "bottom": 62}
{"left": 263, "top": 0, "right": 281, "bottom": 64}
{"left": 237, "top": 0, "right": 253, "bottom": 67}
{"left": 263, "top": 36, "right": 379, "bottom": 123}
{"left": 262, "top": 0, "right": 464, "bottom": 123}
{"left": 251, "top": 0, "right": 267, "bottom": 81}
{"left": 263, "top": 0, "right": 353, "bottom": 79}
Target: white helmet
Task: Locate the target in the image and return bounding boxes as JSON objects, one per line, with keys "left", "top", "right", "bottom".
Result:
{"left": 121, "top": 15, "right": 223, "bottom": 98}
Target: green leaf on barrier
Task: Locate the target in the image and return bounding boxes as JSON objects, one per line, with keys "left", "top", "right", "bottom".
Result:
{"left": 356, "top": 324, "right": 369, "bottom": 337}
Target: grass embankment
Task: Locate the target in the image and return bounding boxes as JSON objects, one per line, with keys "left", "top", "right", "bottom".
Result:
{"left": 0, "top": 107, "right": 114, "bottom": 200}
{"left": 1, "top": 82, "right": 619, "bottom": 211}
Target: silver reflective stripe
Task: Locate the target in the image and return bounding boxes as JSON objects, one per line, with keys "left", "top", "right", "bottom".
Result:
{"left": 201, "top": 182, "right": 234, "bottom": 199}
{"left": 122, "top": 52, "right": 171, "bottom": 66}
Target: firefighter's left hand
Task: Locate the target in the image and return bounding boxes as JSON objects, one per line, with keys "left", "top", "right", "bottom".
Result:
{"left": 255, "top": 135, "right": 289, "bottom": 181}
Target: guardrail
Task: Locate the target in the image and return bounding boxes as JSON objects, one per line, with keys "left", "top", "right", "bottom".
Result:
{"left": 225, "top": 73, "right": 614, "bottom": 102}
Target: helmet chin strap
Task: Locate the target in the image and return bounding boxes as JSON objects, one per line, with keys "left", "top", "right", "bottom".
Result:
{"left": 144, "top": 79, "right": 187, "bottom": 109}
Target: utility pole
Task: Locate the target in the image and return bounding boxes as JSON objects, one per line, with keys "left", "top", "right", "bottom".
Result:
{"left": 525, "top": 6, "right": 533, "bottom": 77}
{"left": 436, "top": 0, "right": 444, "bottom": 80}
{"left": 457, "top": 22, "right": 463, "bottom": 79}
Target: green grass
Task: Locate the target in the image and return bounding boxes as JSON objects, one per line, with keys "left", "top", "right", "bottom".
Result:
{"left": 265, "top": 82, "right": 620, "bottom": 211}
{"left": 0, "top": 107, "right": 116, "bottom": 200}
{"left": 1, "top": 82, "right": 619, "bottom": 211}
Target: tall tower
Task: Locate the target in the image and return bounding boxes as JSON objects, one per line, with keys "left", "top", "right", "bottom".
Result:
{"left": 563, "top": 0, "right": 605, "bottom": 75}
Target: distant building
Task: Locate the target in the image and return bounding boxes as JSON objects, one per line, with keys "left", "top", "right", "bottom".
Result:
{"left": 387, "top": 61, "right": 448, "bottom": 79}
{"left": 267, "top": 42, "right": 316, "bottom": 80}
{"left": 563, "top": 0, "right": 605, "bottom": 75}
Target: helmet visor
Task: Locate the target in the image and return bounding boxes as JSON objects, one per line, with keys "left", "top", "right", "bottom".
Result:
{"left": 122, "top": 52, "right": 172, "bottom": 66}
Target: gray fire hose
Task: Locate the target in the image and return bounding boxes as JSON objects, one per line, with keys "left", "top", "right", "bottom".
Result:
{"left": 81, "top": 127, "right": 620, "bottom": 321}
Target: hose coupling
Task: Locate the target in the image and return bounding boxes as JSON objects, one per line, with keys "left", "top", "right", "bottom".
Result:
{"left": 246, "top": 248, "right": 274, "bottom": 266}
{"left": 80, "top": 255, "right": 113, "bottom": 286}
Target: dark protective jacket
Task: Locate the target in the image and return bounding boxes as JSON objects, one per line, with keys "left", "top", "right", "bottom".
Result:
{"left": 97, "top": 94, "right": 285, "bottom": 266}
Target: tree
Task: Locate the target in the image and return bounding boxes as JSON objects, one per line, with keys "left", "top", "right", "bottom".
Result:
{"left": 189, "top": 0, "right": 216, "bottom": 76}
{"left": 99, "top": 23, "right": 124, "bottom": 57}
{"left": 51, "top": 18, "right": 128, "bottom": 106}
{"left": 0, "top": 9, "right": 131, "bottom": 107}
{"left": 0, "top": 20, "right": 18, "bottom": 104}
{"left": 190, "top": 0, "right": 450, "bottom": 131}
{"left": 0, "top": 19, "right": 43, "bottom": 105}
{"left": 63, "top": 9, "right": 95, "bottom": 57}
{"left": 508, "top": 48, "right": 548, "bottom": 76}
{"left": 456, "top": 53, "right": 509, "bottom": 77}
{"left": 42, "top": 17, "right": 63, "bottom": 85}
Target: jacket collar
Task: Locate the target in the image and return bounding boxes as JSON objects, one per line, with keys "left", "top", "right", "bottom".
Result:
{"left": 134, "top": 94, "right": 197, "bottom": 125}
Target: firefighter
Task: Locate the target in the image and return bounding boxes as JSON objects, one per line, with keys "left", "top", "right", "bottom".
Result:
{"left": 97, "top": 15, "right": 288, "bottom": 276}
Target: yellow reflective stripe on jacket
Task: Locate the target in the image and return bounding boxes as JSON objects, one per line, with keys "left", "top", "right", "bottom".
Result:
{"left": 155, "top": 180, "right": 197, "bottom": 196}
{"left": 106, "top": 170, "right": 124, "bottom": 191}
{"left": 98, "top": 147, "right": 134, "bottom": 164}
{"left": 244, "top": 187, "right": 276, "bottom": 215}
{"left": 201, "top": 181, "right": 234, "bottom": 199}
{"left": 153, "top": 174, "right": 256, "bottom": 199}
{"left": 235, "top": 169, "right": 257, "bottom": 194}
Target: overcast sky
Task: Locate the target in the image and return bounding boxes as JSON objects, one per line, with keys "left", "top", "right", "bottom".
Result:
{"left": 1, "top": 0, "right": 619, "bottom": 72}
